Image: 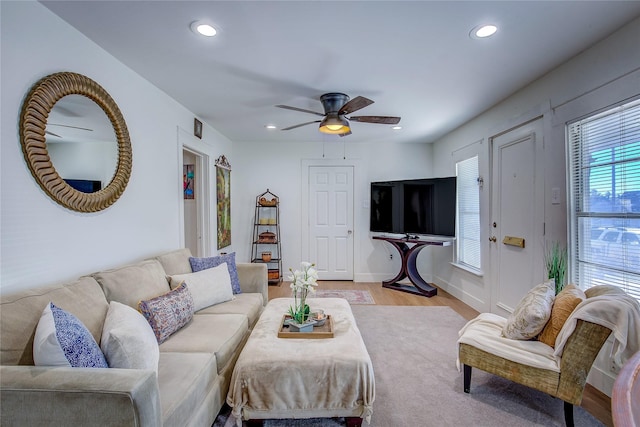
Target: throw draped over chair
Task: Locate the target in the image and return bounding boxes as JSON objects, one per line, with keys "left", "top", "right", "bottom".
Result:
{"left": 458, "top": 285, "right": 640, "bottom": 427}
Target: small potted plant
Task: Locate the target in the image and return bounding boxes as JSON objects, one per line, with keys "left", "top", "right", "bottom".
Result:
{"left": 545, "top": 241, "right": 567, "bottom": 294}
{"left": 287, "top": 262, "right": 318, "bottom": 332}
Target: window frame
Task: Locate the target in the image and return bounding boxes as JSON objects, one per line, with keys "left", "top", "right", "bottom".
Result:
{"left": 451, "top": 141, "right": 484, "bottom": 276}
{"left": 567, "top": 97, "right": 640, "bottom": 300}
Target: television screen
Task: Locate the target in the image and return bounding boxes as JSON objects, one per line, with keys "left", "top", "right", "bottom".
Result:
{"left": 64, "top": 179, "right": 102, "bottom": 193}
{"left": 370, "top": 177, "right": 456, "bottom": 237}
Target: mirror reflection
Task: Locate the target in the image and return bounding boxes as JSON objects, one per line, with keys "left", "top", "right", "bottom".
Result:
{"left": 45, "top": 95, "right": 118, "bottom": 193}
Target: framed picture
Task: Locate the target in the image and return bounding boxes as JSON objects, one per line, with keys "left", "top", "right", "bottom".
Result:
{"left": 194, "top": 118, "right": 203, "bottom": 139}
{"left": 183, "top": 164, "right": 194, "bottom": 199}
{"left": 215, "top": 155, "right": 231, "bottom": 249}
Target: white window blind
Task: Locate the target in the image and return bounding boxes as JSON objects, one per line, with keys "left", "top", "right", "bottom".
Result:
{"left": 456, "top": 156, "right": 481, "bottom": 270}
{"left": 568, "top": 98, "right": 640, "bottom": 301}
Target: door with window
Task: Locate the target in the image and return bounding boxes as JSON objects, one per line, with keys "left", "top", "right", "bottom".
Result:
{"left": 490, "top": 118, "right": 545, "bottom": 316}
{"left": 307, "top": 166, "right": 354, "bottom": 280}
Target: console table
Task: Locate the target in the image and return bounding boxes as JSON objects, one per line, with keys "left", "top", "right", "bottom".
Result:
{"left": 373, "top": 235, "right": 452, "bottom": 297}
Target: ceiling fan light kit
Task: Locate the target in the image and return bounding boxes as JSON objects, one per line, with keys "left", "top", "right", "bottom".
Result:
{"left": 319, "top": 114, "right": 350, "bottom": 135}
{"left": 276, "top": 92, "right": 400, "bottom": 137}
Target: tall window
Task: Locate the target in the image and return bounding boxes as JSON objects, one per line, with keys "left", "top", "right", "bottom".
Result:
{"left": 456, "top": 155, "right": 481, "bottom": 270}
{"left": 568, "top": 98, "right": 640, "bottom": 300}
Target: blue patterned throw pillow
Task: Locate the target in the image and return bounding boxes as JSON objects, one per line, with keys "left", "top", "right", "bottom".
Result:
{"left": 189, "top": 252, "right": 242, "bottom": 294}
{"left": 138, "top": 283, "right": 194, "bottom": 344}
{"left": 33, "top": 302, "right": 108, "bottom": 368}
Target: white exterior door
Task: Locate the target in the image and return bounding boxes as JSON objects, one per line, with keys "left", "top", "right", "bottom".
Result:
{"left": 308, "top": 166, "right": 354, "bottom": 280}
{"left": 490, "top": 118, "right": 545, "bottom": 316}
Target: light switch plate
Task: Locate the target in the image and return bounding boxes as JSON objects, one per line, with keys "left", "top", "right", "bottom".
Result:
{"left": 551, "top": 187, "right": 561, "bottom": 205}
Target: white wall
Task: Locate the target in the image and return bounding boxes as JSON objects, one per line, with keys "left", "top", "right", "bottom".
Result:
{"left": 430, "top": 14, "right": 640, "bottom": 312}
{"left": 0, "top": 1, "right": 233, "bottom": 294}
{"left": 231, "top": 139, "right": 433, "bottom": 280}
{"left": 430, "top": 17, "right": 640, "bottom": 395}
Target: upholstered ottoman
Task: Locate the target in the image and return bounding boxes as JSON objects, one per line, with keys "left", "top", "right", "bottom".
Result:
{"left": 227, "top": 297, "right": 375, "bottom": 426}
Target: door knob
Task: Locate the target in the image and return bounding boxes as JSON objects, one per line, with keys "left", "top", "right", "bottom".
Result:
{"left": 489, "top": 236, "right": 497, "bottom": 242}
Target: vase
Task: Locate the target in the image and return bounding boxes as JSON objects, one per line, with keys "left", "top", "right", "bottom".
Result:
{"left": 288, "top": 320, "right": 316, "bottom": 333}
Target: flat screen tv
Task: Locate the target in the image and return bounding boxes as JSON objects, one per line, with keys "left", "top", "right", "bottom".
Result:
{"left": 370, "top": 177, "right": 457, "bottom": 238}
{"left": 64, "top": 179, "right": 102, "bottom": 193}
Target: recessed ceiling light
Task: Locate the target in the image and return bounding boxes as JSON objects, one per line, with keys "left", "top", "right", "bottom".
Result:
{"left": 392, "top": 126, "right": 402, "bottom": 130}
{"left": 265, "top": 124, "right": 277, "bottom": 130}
{"left": 470, "top": 24, "right": 497, "bottom": 39}
{"left": 190, "top": 21, "right": 217, "bottom": 37}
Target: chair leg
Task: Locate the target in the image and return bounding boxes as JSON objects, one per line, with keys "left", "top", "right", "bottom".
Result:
{"left": 564, "top": 401, "right": 574, "bottom": 427}
{"left": 463, "top": 364, "right": 472, "bottom": 393}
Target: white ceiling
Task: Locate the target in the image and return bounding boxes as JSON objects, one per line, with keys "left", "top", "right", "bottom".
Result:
{"left": 42, "top": 1, "right": 640, "bottom": 145}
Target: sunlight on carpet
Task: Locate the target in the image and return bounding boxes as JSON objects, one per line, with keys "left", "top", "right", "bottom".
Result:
{"left": 312, "top": 289, "right": 375, "bottom": 304}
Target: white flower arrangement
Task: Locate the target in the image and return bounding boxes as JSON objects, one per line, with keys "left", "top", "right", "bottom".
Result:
{"left": 288, "top": 261, "right": 318, "bottom": 324}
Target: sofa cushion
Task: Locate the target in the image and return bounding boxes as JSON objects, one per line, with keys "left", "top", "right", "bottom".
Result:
{"left": 138, "top": 283, "right": 195, "bottom": 344}
{"left": 168, "top": 263, "right": 234, "bottom": 311}
{"left": 92, "top": 259, "right": 170, "bottom": 309}
{"left": 101, "top": 301, "right": 160, "bottom": 372}
{"left": 1, "top": 276, "right": 108, "bottom": 366}
{"left": 33, "top": 302, "right": 108, "bottom": 368}
{"left": 155, "top": 248, "right": 193, "bottom": 276}
{"left": 502, "top": 280, "right": 555, "bottom": 340}
{"left": 159, "top": 314, "right": 248, "bottom": 374}
{"left": 190, "top": 253, "right": 242, "bottom": 294}
{"left": 157, "top": 352, "right": 218, "bottom": 426}
{"left": 196, "top": 293, "right": 264, "bottom": 327}
{"left": 537, "top": 284, "right": 586, "bottom": 348}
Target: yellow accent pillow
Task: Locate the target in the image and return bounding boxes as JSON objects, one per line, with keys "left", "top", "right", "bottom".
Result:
{"left": 538, "top": 284, "right": 586, "bottom": 347}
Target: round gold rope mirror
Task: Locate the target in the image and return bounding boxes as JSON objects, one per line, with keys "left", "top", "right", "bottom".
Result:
{"left": 19, "top": 72, "right": 132, "bottom": 212}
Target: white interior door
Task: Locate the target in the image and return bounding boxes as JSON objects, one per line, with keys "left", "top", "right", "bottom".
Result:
{"left": 308, "top": 166, "right": 354, "bottom": 280}
{"left": 490, "top": 118, "right": 545, "bottom": 315}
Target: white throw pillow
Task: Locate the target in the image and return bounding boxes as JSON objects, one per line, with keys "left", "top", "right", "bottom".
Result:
{"left": 168, "top": 262, "right": 234, "bottom": 311}
{"left": 502, "top": 280, "right": 556, "bottom": 340}
{"left": 101, "top": 301, "right": 159, "bottom": 373}
{"left": 34, "top": 302, "right": 108, "bottom": 368}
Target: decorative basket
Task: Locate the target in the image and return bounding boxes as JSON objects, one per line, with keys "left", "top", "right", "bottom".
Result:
{"left": 258, "top": 197, "right": 277, "bottom": 207}
{"left": 261, "top": 252, "right": 272, "bottom": 262}
{"left": 258, "top": 232, "right": 277, "bottom": 243}
{"left": 268, "top": 269, "right": 280, "bottom": 280}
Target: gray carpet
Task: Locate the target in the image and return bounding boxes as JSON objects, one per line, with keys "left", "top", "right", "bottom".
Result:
{"left": 214, "top": 305, "right": 604, "bottom": 427}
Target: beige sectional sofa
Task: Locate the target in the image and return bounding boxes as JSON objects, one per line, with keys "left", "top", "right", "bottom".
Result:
{"left": 0, "top": 248, "right": 268, "bottom": 426}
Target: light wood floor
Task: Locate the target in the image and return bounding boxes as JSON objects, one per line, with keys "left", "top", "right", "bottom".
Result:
{"left": 268, "top": 280, "right": 613, "bottom": 426}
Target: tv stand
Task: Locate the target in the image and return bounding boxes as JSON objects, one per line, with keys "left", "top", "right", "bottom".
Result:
{"left": 373, "top": 235, "right": 452, "bottom": 298}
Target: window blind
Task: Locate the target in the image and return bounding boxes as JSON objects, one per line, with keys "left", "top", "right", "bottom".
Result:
{"left": 456, "top": 156, "right": 481, "bottom": 269}
{"left": 568, "top": 98, "right": 640, "bottom": 300}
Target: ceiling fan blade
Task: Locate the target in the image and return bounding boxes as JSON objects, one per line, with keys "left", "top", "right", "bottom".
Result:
{"left": 49, "top": 123, "right": 94, "bottom": 131}
{"left": 275, "top": 105, "right": 324, "bottom": 117}
{"left": 338, "top": 96, "right": 374, "bottom": 115}
{"left": 349, "top": 116, "right": 401, "bottom": 125}
{"left": 281, "top": 120, "right": 321, "bottom": 131}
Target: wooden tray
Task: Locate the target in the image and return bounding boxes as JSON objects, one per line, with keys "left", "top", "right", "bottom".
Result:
{"left": 278, "top": 315, "right": 334, "bottom": 339}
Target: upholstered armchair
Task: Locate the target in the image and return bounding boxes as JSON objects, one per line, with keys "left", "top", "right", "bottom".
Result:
{"left": 458, "top": 284, "right": 640, "bottom": 427}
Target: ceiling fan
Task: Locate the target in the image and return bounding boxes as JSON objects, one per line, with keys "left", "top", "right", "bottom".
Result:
{"left": 276, "top": 93, "right": 400, "bottom": 136}
{"left": 45, "top": 123, "right": 94, "bottom": 139}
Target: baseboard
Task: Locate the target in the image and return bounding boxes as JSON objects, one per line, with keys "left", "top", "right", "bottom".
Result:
{"left": 354, "top": 273, "right": 390, "bottom": 283}
{"left": 431, "top": 276, "right": 488, "bottom": 313}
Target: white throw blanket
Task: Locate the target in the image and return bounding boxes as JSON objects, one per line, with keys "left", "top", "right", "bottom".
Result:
{"left": 456, "top": 312, "right": 560, "bottom": 372}
{"left": 554, "top": 293, "right": 640, "bottom": 370}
